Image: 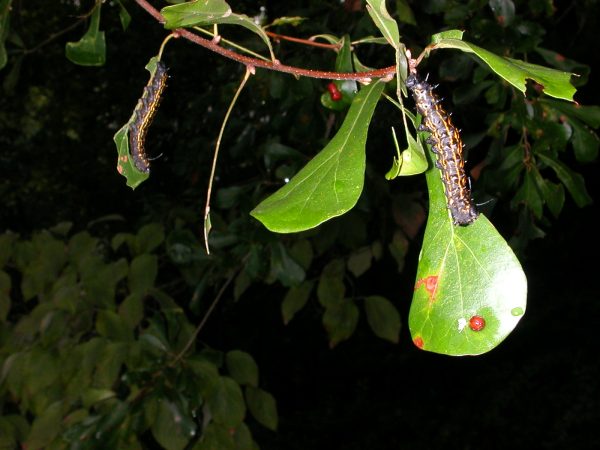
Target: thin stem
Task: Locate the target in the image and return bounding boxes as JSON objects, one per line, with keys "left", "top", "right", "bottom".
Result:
{"left": 157, "top": 33, "right": 176, "bottom": 60}
{"left": 169, "top": 269, "right": 237, "bottom": 366}
{"left": 133, "top": 0, "right": 395, "bottom": 81}
{"left": 204, "top": 67, "right": 253, "bottom": 254}
{"left": 194, "top": 26, "right": 271, "bottom": 62}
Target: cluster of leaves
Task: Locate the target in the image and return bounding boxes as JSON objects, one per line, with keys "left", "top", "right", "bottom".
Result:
{"left": 168, "top": 197, "right": 403, "bottom": 348}
{"left": 0, "top": 224, "right": 278, "bottom": 449}
{"left": 1, "top": 0, "right": 598, "bottom": 446}
{"left": 428, "top": 3, "right": 598, "bottom": 250}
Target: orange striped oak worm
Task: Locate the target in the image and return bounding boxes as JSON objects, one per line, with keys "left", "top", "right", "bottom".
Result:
{"left": 129, "top": 61, "right": 168, "bottom": 173}
{"left": 406, "top": 73, "right": 479, "bottom": 226}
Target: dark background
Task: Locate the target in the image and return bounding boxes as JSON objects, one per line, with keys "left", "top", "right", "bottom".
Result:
{"left": 1, "top": 0, "right": 599, "bottom": 448}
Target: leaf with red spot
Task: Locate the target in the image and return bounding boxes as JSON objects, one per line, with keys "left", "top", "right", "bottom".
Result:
{"left": 409, "top": 163, "right": 527, "bottom": 356}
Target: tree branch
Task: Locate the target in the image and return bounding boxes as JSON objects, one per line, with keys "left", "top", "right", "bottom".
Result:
{"left": 133, "top": 0, "right": 395, "bottom": 81}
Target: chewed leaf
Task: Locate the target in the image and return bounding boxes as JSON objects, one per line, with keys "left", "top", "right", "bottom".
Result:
{"left": 409, "top": 162, "right": 527, "bottom": 356}
{"left": 385, "top": 128, "right": 427, "bottom": 179}
{"left": 114, "top": 57, "right": 164, "bottom": 189}
{"left": 251, "top": 80, "right": 385, "bottom": 233}
{"left": 431, "top": 38, "right": 576, "bottom": 101}
{"left": 431, "top": 29, "right": 464, "bottom": 42}
{"left": 65, "top": 4, "right": 106, "bottom": 66}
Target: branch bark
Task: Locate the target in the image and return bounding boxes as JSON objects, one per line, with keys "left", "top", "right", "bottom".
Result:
{"left": 134, "top": 0, "right": 396, "bottom": 81}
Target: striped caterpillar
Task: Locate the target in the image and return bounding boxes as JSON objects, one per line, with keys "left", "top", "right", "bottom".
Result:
{"left": 129, "top": 60, "right": 168, "bottom": 173}
{"left": 406, "top": 72, "right": 479, "bottom": 226}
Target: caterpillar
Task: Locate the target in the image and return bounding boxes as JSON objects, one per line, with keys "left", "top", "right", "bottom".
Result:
{"left": 129, "top": 61, "right": 168, "bottom": 173}
{"left": 406, "top": 73, "right": 479, "bottom": 226}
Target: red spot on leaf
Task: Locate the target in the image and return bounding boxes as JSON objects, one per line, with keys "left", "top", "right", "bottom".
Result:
{"left": 414, "top": 275, "right": 439, "bottom": 302}
{"left": 413, "top": 336, "right": 424, "bottom": 349}
{"left": 327, "top": 82, "right": 343, "bottom": 101}
{"left": 469, "top": 315, "right": 486, "bottom": 331}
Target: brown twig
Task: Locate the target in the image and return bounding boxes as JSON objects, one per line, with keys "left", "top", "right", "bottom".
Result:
{"left": 134, "top": 0, "right": 395, "bottom": 81}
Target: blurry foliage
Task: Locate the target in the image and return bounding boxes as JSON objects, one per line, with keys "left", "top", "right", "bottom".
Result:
{"left": 0, "top": 0, "right": 598, "bottom": 448}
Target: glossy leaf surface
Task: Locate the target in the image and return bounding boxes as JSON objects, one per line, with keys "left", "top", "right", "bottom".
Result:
{"left": 409, "top": 165, "right": 527, "bottom": 356}
{"left": 161, "top": 0, "right": 232, "bottom": 28}
{"left": 430, "top": 31, "right": 576, "bottom": 101}
{"left": 65, "top": 5, "right": 106, "bottom": 66}
{"left": 251, "top": 80, "right": 385, "bottom": 232}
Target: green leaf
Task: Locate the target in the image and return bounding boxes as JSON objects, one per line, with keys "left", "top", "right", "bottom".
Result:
{"left": 288, "top": 239, "right": 313, "bottom": 271}
{"left": 65, "top": 4, "right": 106, "bottom": 66}
{"left": 245, "top": 387, "right": 278, "bottom": 431}
{"left": 535, "top": 48, "right": 590, "bottom": 86}
{"left": 431, "top": 29, "right": 464, "bottom": 43}
{"left": 321, "top": 36, "right": 357, "bottom": 111}
{"left": 323, "top": 300, "right": 359, "bottom": 347}
{"left": 81, "top": 258, "right": 128, "bottom": 308}
{"left": 570, "top": 118, "right": 599, "bottom": 162}
{"left": 128, "top": 254, "right": 158, "bottom": 294}
{"left": 81, "top": 388, "right": 115, "bottom": 408}
{"left": 268, "top": 242, "right": 305, "bottom": 287}
{"left": 266, "top": 16, "right": 306, "bottom": 27}
{"left": 94, "top": 342, "right": 128, "bottom": 387}
{"left": 281, "top": 280, "right": 314, "bottom": 324}
{"left": 162, "top": 2, "right": 276, "bottom": 61}
{"left": 116, "top": 0, "right": 131, "bottom": 30}
{"left": 347, "top": 247, "right": 372, "bottom": 277}
{"left": 0, "top": 270, "right": 11, "bottom": 321}
{"left": 542, "top": 99, "right": 600, "bottom": 128}
{"left": 118, "top": 292, "right": 144, "bottom": 328}
{"left": 0, "top": 0, "right": 12, "bottom": 70}
{"left": 513, "top": 169, "right": 543, "bottom": 219}
{"left": 226, "top": 350, "right": 259, "bottom": 387}
{"left": 114, "top": 57, "right": 162, "bottom": 189}
{"left": 188, "top": 358, "right": 220, "bottom": 396}
{"left": 364, "top": 296, "right": 401, "bottom": 343}
{"left": 96, "top": 310, "right": 133, "bottom": 341}
{"left": 23, "top": 401, "right": 63, "bottom": 450}
{"left": 161, "top": 0, "right": 232, "bottom": 28}
{"left": 531, "top": 166, "right": 565, "bottom": 218}
{"left": 317, "top": 259, "right": 345, "bottom": 308}
{"left": 251, "top": 80, "right": 385, "bottom": 232}
{"left": 234, "top": 271, "right": 251, "bottom": 300}
{"left": 232, "top": 423, "right": 254, "bottom": 450}
{"left": 0, "top": 231, "right": 16, "bottom": 267}
{"left": 489, "top": 0, "right": 515, "bottom": 26}
{"left": 537, "top": 153, "right": 593, "bottom": 207}
{"left": 366, "top": 0, "right": 400, "bottom": 48}
{"left": 409, "top": 165, "right": 527, "bottom": 356}
{"left": 151, "top": 400, "right": 195, "bottom": 450}
{"left": 395, "top": 0, "right": 416, "bottom": 25}
{"left": 431, "top": 38, "right": 576, "bottom": 101}
{"left": 385, "top": 129, "right": 428, "bottom": 179}
{"left": 208, "top": 377, "right": 246, "bottom": 427}
{"left": 136, "top": 223, "right": 165, "bottom": 254}
{"left": 208, "top": 13, "right": 276, "bottom": 61}
{"left": 192, "top": 423, "right": 235, "bottom": 450}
